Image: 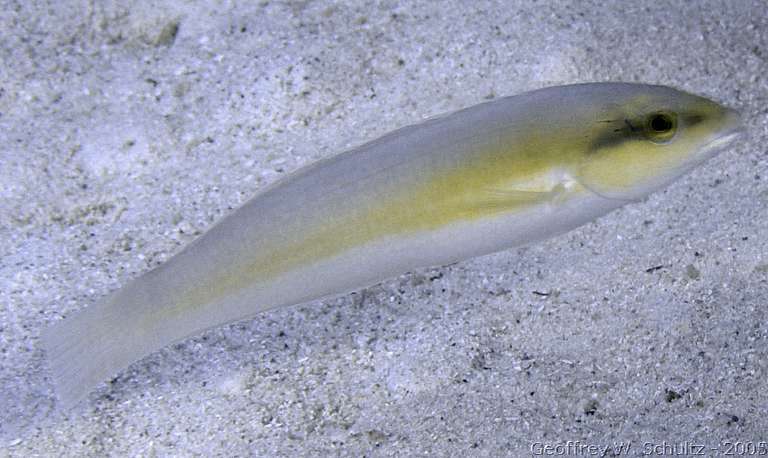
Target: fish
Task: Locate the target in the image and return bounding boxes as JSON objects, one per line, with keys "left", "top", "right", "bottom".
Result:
{"left": 42, "top": 82, "right": 742, "bottom": 408}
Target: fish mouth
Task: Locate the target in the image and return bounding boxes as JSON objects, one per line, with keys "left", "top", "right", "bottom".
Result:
{"left": 684, "top": 103, "right": 742, "bottom": 161}
{"left": 699, "top": 107, "right": 743, "bottom": 158}
{"left": 695, "top": 126, "right": 743, "bottom": 162}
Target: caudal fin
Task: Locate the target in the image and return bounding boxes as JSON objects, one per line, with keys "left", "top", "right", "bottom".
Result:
{"left": 41, "top": 281, "right": 172, "bottom": 409}
{"left": 42, "top": 297, "right": 129, "bottom": 408}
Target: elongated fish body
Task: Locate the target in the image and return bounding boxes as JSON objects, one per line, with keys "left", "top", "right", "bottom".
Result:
{"left": 43, "top": 83, "right": 741, "bottom": 407}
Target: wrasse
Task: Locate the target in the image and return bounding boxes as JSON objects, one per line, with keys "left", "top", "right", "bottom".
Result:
{"left": 42, "top": 83, "right": 742, "bottom": 407}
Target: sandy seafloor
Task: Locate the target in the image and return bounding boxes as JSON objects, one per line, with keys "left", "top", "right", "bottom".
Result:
{"left": 1, "top": 0, "right": 767, "bottom": 456}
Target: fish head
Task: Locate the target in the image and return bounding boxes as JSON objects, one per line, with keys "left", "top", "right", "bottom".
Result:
{"left": 575, "top": 84, "right": 742, "bottom": 201}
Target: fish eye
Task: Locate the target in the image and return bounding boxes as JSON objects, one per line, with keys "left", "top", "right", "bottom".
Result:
{"left": 650, "top": 114, "right": 673, "bottom": 132}
{"left": 644, "top": 112, "right": 677, "bottom": 143}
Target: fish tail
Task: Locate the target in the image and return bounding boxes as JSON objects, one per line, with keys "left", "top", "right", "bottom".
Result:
{"left": 42, "top": 281, "right": 167, "bottom": 408}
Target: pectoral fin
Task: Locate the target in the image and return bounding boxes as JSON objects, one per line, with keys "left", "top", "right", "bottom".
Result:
{"left": 471, "top": 183, "right": 568, "bottom": 212}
